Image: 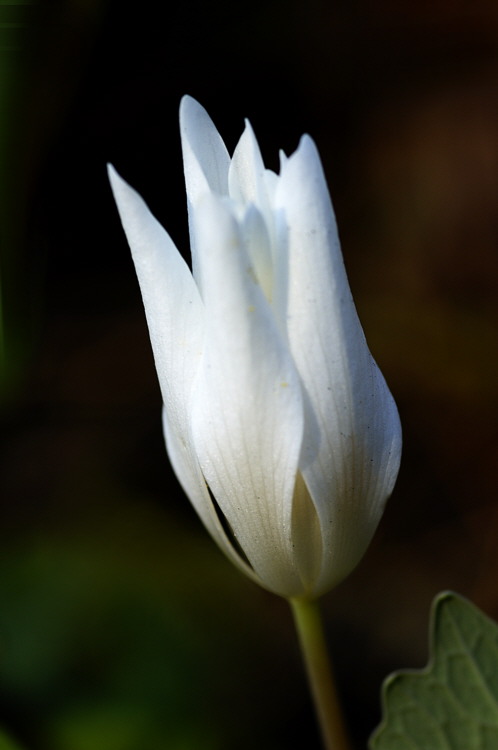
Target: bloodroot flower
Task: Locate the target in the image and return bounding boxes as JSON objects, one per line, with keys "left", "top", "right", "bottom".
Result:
{"left": 108, "top": 96, "right": 401, "bottom": 600}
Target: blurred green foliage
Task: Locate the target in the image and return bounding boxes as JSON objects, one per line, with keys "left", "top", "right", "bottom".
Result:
{"left": 0, "top": 497, "right": 293, "bottom": 750}
{"left": 0, "top": 728, "right": 24, "bottom": 750}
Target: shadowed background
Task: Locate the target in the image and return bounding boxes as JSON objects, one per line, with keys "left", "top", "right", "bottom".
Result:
{"left": 1, "top": 0, "right": 498, "bottom": 748}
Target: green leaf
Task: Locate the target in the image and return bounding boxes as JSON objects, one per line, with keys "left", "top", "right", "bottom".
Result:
{"left": 370, "top": 591, "right": 498, "bottom": 750}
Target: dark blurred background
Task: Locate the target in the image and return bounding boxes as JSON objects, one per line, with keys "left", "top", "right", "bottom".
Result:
{"left": 1, "top": 0, "right": 498, "bottom": 748}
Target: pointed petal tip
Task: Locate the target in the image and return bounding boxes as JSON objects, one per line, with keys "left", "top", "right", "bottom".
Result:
{"left": 107, "top": 163, "right": 136, "bottom": 203}
{"left": 180, "top": 93, "right": 198, "bottom": 113}
{"left": 107, "top": 162, "right": 119, "bottom": 187}
{"left": 293, "top": 133, "right": 319, "bottom": 163}
{"left": 278, "top": 135, "right": 320, "bottom": 181}
{"left": 243, "top": 117, "right": 254, "bottom": 132}
{"left": 106, "top": 163, "right": 143, "bottom": 214}
{"left": 278, "top": 134, "right": 330, "bottom": 209}
{"left": 179, "top": 94, "right": 208, "bottom": 130}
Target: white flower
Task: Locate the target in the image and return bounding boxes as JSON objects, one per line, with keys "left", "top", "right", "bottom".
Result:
{"left": 108, "top": 96, "right": 402, "bottom": 600}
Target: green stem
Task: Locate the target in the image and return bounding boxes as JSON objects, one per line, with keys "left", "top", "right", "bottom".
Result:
{"left": 290, "top": 597, "right": 352, "bottom": 750}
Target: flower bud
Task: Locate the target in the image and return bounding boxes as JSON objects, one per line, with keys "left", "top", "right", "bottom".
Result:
{"left": 108, "top": 96, "right": 402, "bottom": 599}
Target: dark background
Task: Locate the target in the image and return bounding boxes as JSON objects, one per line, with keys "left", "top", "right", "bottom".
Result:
{"left": 1, "top": 0, "right": 498, "bottom": 748}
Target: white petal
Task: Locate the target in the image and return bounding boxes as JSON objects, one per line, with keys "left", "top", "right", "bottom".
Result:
{"left": 275, "top": 137, "right": 402, "bottom": 594}
{"left": 108, "top": 166, "right": 258, "bottom": 580}
{"left": 228, "top": 120, "right": 266, "bottom": 209}
{"left": 180, "top": 95, "right": 230, "bottom": 198}
{"left": 180, "top": 96, "right": 231, "bottom": 290}
{"left": 289, "top": 472, "right": 323, "bottom": 595}
{"left": 228, "top": 121, "right": 278, "bottom": 269}
{"left": 240, "top": 204, "right": 273, "bottom": 302}
{"left": 190, "top": 193, "right": 306, "bottom": 597}
{"left": 162, "top": 408, "right": 263, "bottom": 584}
{"left": 108, "top": 165, "right": 202, "bottom": 424}
{"left": 263, "top": 168, "right": 279, "bottom": 205}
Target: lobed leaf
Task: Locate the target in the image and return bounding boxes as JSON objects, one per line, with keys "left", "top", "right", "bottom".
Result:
{"left": 370, "top": 591, "right": 498, "bottom": 750}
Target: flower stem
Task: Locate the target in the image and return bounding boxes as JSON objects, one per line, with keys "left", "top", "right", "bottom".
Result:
{"left": 289, "top": 597, "right": 352, "bottom": 750}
